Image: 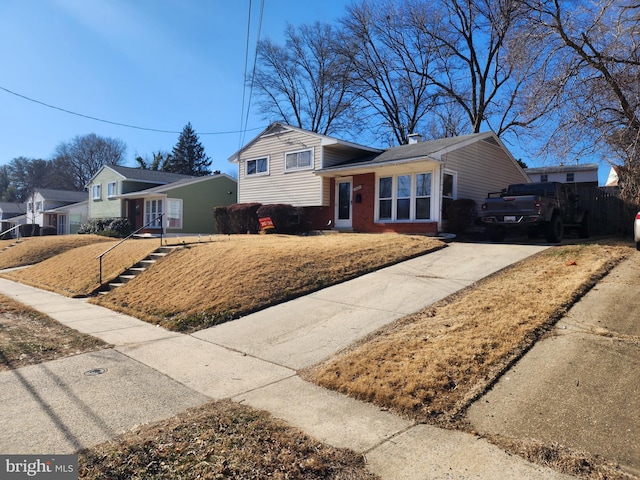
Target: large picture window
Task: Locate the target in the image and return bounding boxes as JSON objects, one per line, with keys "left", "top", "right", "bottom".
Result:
{"left": 246, "top": 157, "right": 268, "bottom": 176}
{"left": 285, "top": 148, "right": 313, "bottom": 171}
{"left": 377, "top": 172, "right": 433, "bottom": 222}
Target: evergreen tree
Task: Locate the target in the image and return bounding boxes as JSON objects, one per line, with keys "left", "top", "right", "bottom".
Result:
{"left": 166, "top": 123, "right": 212, "bottom": 176}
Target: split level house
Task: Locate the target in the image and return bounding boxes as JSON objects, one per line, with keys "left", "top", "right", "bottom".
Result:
{"left": 229, "top": 123, "right": 530, "bottom": 233}
{"left": 10, "top": 189, "right": 89, "bottom": 235}
{"left": 86, "top": 165, "right": 237, "bottom": 234}
{"left": 525, "top": 163, "right": 599, "bottom": 188}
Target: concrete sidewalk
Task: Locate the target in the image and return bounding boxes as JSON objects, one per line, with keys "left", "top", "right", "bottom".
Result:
{"left": 0, "top": 242, "right": 574, "bottom": 479}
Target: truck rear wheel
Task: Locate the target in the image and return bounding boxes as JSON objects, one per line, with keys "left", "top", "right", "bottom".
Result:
{"left": 545, "top": 215, "right": 563, "bottom": 243}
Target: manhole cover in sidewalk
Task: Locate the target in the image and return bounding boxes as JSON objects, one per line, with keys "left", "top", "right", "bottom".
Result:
{"left": 84, "top": 368, "right": 107, "bottom": 376}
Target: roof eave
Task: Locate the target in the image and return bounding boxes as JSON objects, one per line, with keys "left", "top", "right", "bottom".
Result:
{"left": 316, "top": 156, "right": 443, "bottom": 176}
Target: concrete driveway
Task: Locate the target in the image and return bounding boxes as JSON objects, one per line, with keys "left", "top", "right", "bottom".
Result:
{"left": 466, "top": 250, "right": 640, "bottom": 477}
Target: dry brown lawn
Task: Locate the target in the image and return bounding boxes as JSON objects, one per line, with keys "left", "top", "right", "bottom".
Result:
{"left": 79, "top": 400, "right": 377, "bottom": 480}
{"left": 1, "top": 239, "right": 160, "bottom": 297}
{"left": 91, "top": 233, "right": 444, "bottom": 332}
{"left": 0, "top": 294, "right": 108, "bottom": 371}
{"left": 0, "top": 235, "right": 113, "bottom": 270}
{"left": 308, "top": 243, "right": 631, "bottom": 426}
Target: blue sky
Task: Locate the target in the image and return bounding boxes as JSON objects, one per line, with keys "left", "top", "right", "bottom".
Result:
{"left": 0, "top": 0, "right": 350, "bottom": 176}
{"left": 0, "top": 0, "right": 610, "bottom": 183}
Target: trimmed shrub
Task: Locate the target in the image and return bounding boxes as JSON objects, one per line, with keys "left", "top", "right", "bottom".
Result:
{"left": 228, "top": 203, "right": 261, "bottom": 234}
{"left": 41, "top": 226, "right": 57, "bottom": 236}
{"left": 19, "top": 224, "right": 40, "bottom": 237}
{"left": 256, "top": 204, "right": 299, "bottom": 234}
{"left": 78, "top": 218, "right": 131, "bottom": 237}
{"left": 446, "top": 198, "right": 477, "bottom": 234}
{"left": 213, "top": 206, "right": 232, "bottom": 234}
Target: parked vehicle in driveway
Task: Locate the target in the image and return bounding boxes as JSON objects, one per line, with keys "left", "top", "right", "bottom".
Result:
{"left": 481, "top": 182, "right": 590, "bottom": 243}
{"left": 634, "top": 211, "right": 640, "bottom": 250}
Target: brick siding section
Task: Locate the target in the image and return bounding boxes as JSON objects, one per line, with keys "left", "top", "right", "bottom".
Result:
{"left": 345, "top": 173, "right": 439, "bottom": 234}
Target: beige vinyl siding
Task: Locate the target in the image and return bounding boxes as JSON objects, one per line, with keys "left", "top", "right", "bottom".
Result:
{"left": 441, "top": 140, "right": 529, "bottom": 215}
{"left": 238, "top": 130, "right": 325, "bottom": 207}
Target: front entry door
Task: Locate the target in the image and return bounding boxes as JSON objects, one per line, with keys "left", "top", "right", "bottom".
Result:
{"left": 335, "top": 178, "right": 352, "bottom": 229}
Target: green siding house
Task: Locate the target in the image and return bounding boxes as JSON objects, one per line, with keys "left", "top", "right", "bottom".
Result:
{"left": 86, "top": 165, "right": 237, "bottom": 234}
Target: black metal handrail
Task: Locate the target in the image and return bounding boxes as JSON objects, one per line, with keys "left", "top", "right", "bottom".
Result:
{"left": 96, "top": 214, "right": 164, "bottom": 285}
{"left": 0, "top": 224, "right": 21, "bottom": 240}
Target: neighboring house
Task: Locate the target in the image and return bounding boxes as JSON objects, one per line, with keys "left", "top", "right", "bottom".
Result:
{"left": 45, "top": 201, "right": 88, "bottom": 234}
{"left": 86, "top": 165, "right": 195, "bottom": 221}
{"left": 0, "top": 202, "right": 26, "bottom": 232}
{"left": 24, "top": 189, "right": 88, "bottom": 231}
{"left": 229, "top": 123, "right": 529, "bottom": 233}
{"left": 525, "top": 163, "right": 599, "bottom": 187}
{"left": 116, "top": 174, "right": 237, "bottom": 234}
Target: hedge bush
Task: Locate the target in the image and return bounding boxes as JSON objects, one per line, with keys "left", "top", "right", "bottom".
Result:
{"left": 40, "top": 226, "right": 57, "bottom": 236}
{"left": 256, "top": 204, "right": 299, "bottom": 234}
{"left": 78, "top": 218, "right": 132, "bottom": 237}
{"left": 19, "top": 224, "right": 40, "bottom": 237}
{"left": 446, "top": 198, "right": 477, "bottom": 234}
{"left": 228, "top": 203, "right": 262, "bottom": 234}
{"left": 213, "top": 206, "right": 232, "bottom": 234}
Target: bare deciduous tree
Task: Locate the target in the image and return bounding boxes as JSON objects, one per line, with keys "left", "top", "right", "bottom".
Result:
{"left": 253, "top": 22, "right": 358, "bottom": 136}
{"left": 341, "top": 0, "right": 437, "bottom": 145}
{"left": 526, "top": 0, "right": 640, "bottom": 201}
{"left": 53, "top": 133, "right": 126, "bottom": 190}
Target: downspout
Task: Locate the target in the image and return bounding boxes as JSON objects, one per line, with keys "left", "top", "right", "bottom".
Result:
{"left": 438, "top": 153, "right": 446, "bottom": 233}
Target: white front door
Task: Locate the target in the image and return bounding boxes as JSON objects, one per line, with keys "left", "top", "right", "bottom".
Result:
{"left": 335, "top": 178, "right": 352, "bottom": 229}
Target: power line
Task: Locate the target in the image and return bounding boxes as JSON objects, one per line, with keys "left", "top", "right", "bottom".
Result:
{"left": 239, "top": 0, "right": 265, "bottom": 148}
{"left": 0, "top": 85, "right": 262, "bottom": 136}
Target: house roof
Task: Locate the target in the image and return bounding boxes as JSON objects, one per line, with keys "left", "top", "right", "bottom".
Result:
{"left": 317, "top": 132, "right": 502, "bottom": 174}
{"left": 86, "top": 164, "right": 195, "bottom": 186}
{"left": 35, "top": 189, "right": 88, "bottom": 203}
{"left": 227, "top": 122, "right": 381, "bottom": 163}
{"left": 524, "top": 163, "right": 599, "bottom": 175}
{"left": 45, "top": 200, "right": 88, "bottom": 214}
{"left": 115, "top": 173, "right": 236, "bottom": 199}
{"left": 0, "top": 202, "right": 26, "bottom": 214}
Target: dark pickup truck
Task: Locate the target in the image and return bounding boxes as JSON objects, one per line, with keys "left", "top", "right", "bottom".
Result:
{"left": 481, "top": 182, "right": 589, "bottom": 243}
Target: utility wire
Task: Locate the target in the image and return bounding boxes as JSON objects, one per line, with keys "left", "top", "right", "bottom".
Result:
{"left": 238, "top": 0, "right": 265, "bottom": 149}
{"left": 0, "top": 85, "right": 262, "bottom": 136}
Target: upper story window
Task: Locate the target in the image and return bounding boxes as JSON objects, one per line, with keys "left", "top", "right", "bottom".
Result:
{"left": 285, "top": 148, "right": 313, "bottom": 171}
{"left": 35, "top": 201, "right": 42, "bottom": 213}
{"left": 92, "top": 184, "right": 102, "bottom": 200}
{"left": 107, "top": 182, "right": 117, "bottom": 198}
{"left": 566, "top": 173, "right": 575, "bottom": 182}
{"left": 246, "top": 157, "right": 269, "bottom": 176}
{"left": 540, "top": 174, "right": 548, "bottom": 182}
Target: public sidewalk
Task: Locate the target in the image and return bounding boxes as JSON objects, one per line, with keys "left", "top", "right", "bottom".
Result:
{"left": 0, "top": 242, "right": 575, "bottom": 479}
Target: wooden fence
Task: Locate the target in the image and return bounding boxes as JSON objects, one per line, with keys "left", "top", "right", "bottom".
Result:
{"left": 576, "top": 187, "right": 634, "bottom": 236}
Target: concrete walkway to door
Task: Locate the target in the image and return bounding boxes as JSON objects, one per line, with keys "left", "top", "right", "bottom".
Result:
{"left": 0, "top": 242, "right": 575, "bottom": 479}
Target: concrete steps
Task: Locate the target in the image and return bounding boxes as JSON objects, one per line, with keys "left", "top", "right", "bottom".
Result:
{"left": 99, "top": 246, "right": 177, "bottom": 295}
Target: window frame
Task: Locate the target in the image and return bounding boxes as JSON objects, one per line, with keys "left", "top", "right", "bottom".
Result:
{"left": 284, "top": 147, "right": 314, "bottom": 172}
{"left": 144, "top": 198, "right": 164, "bottom": 229}
{"left": 245, "top": 156, "right": 269, "bottom": 177}
{"left": 566, "top": 173, "right": 575, "bottom": 182}
{"left": 166, "top": 198, "right": 183, "bottom": 229}
{"left": 376, "top": 172, "right": 434, "bottom": 222}
{"left": 92, "top": 184, "right": 102, "bottom": 200}
{"left": 107, "top": 181, "right": 117, "bottom": 198}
